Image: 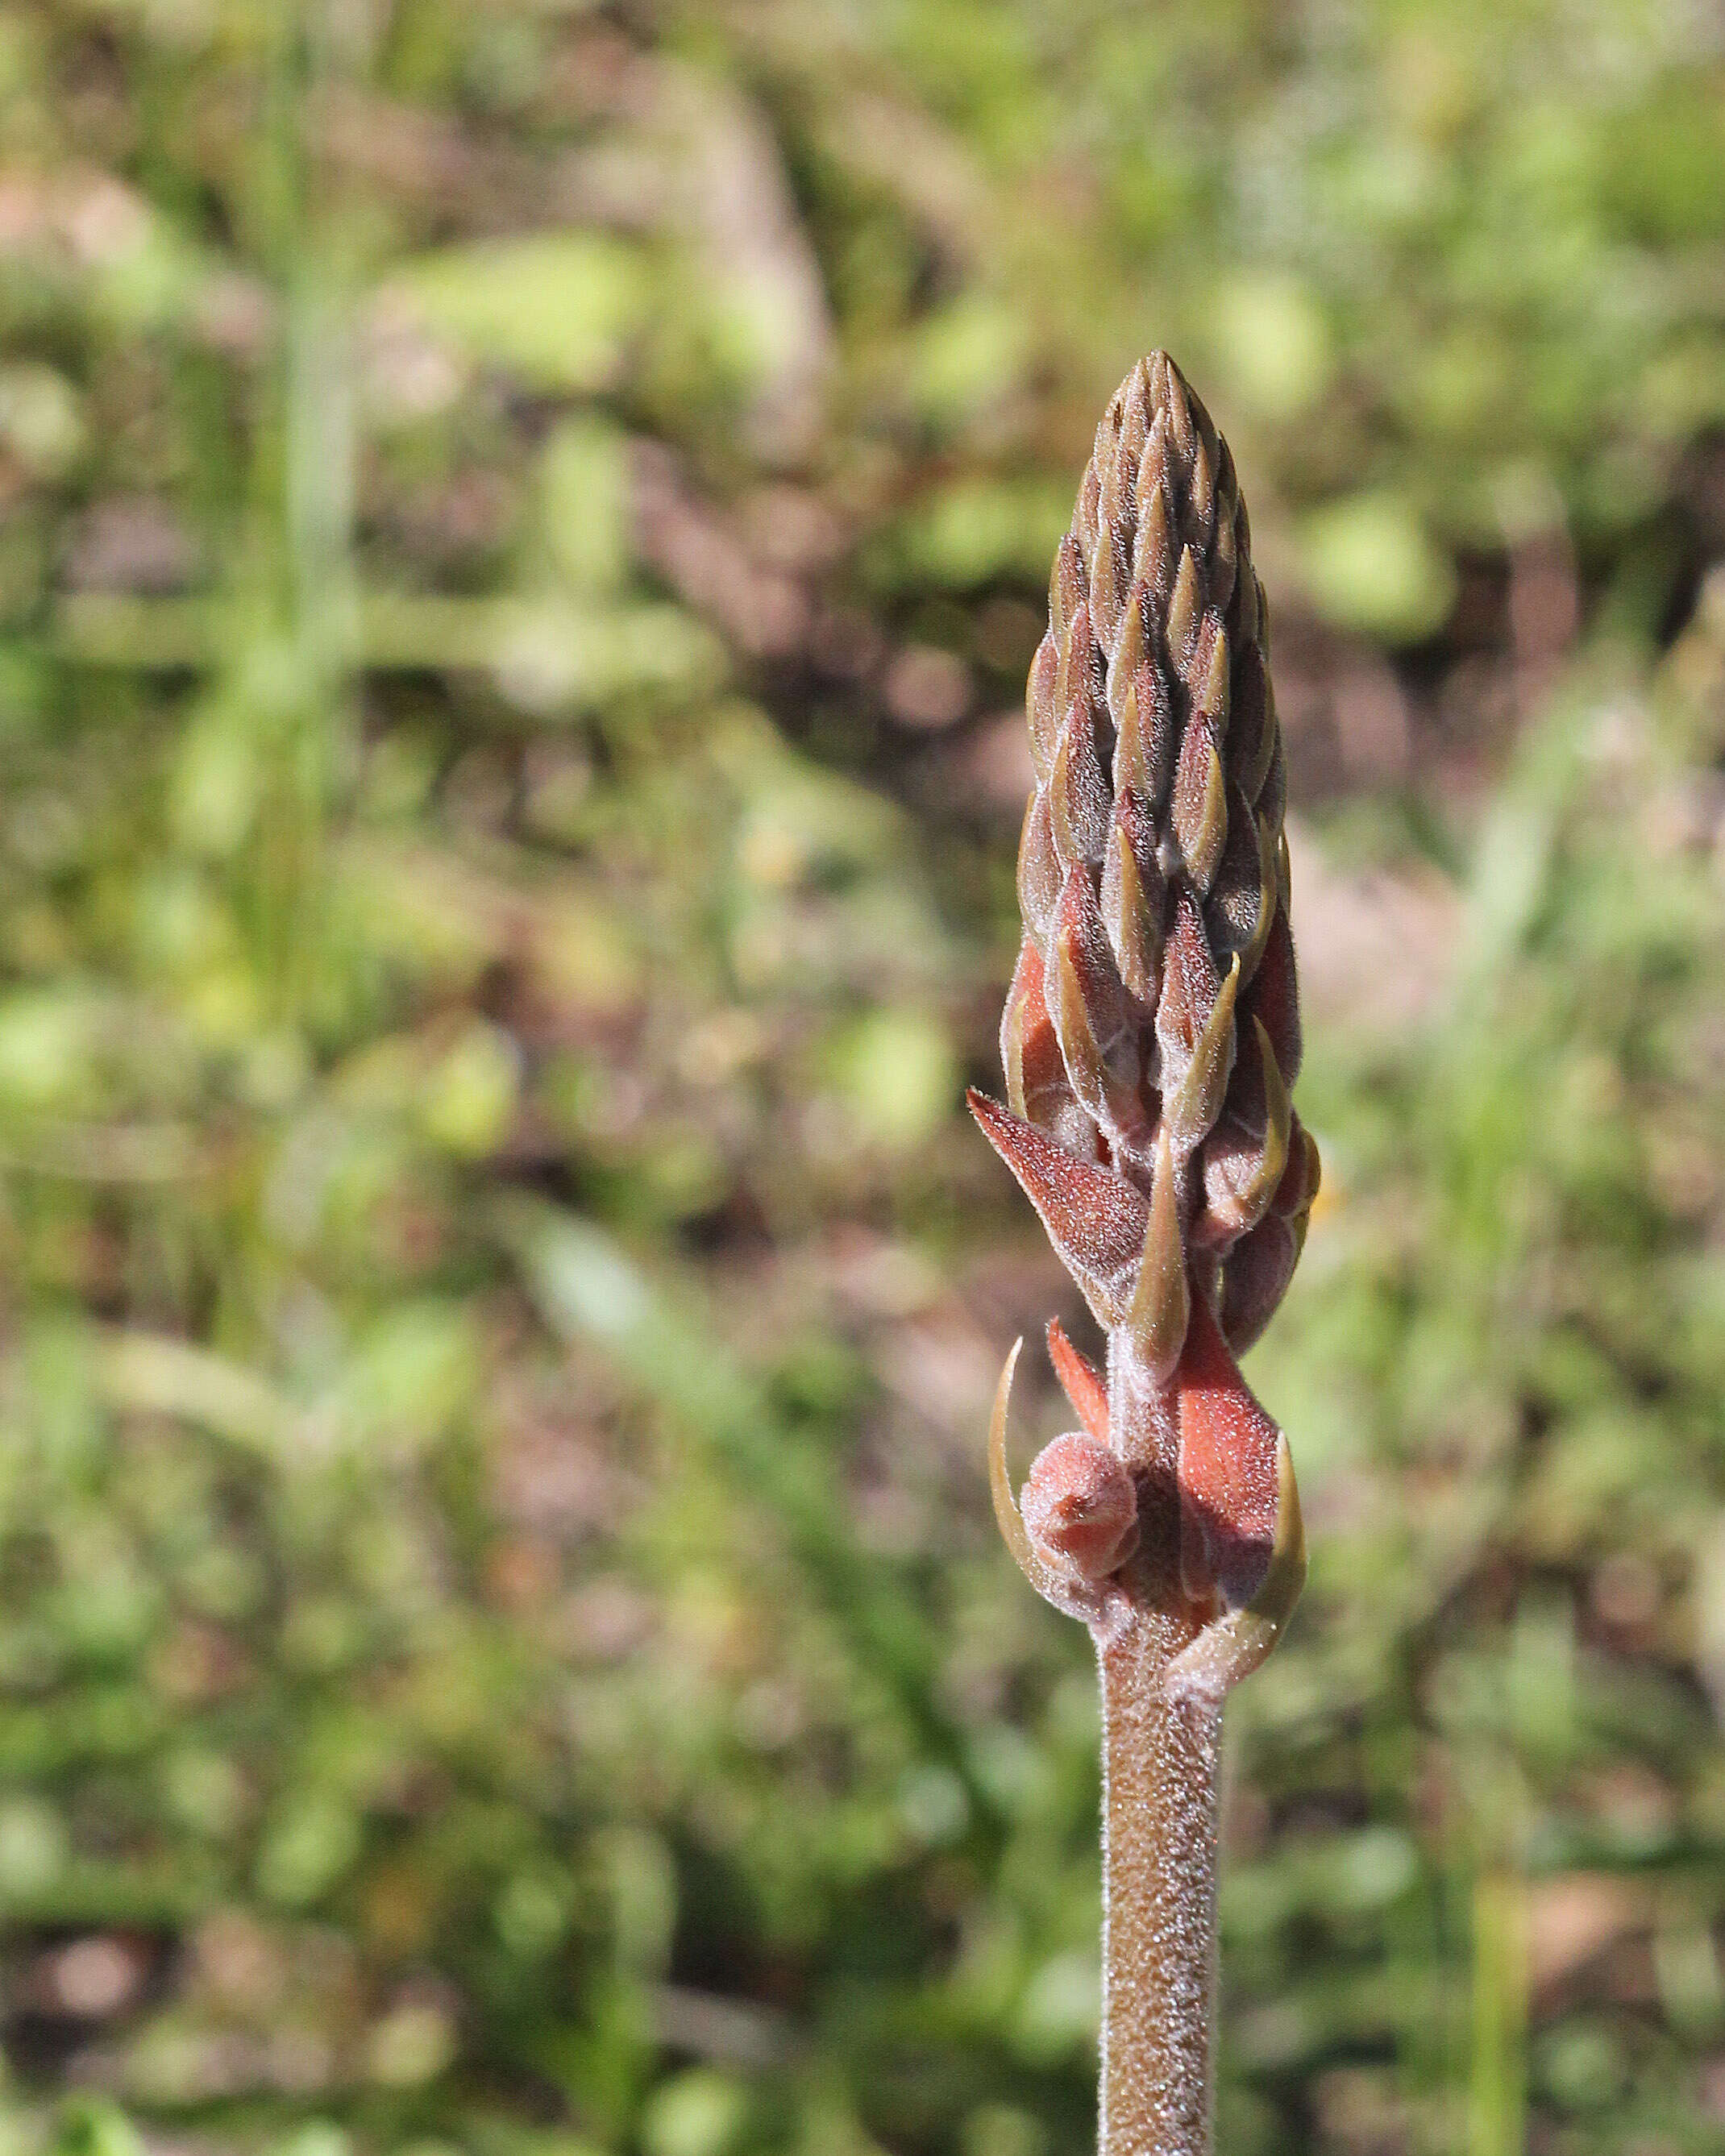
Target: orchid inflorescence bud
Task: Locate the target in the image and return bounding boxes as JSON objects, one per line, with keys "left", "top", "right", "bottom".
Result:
{"left": 972, "top": 353, "right": 1313, "bottom": 1655}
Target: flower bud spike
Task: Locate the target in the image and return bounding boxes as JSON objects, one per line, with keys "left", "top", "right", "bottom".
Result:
{"left": 1026, "top": 634, "right": 1061, "bottom": 781}
{"left": 1002, "top": 940, "right": 1074, "bottom": 1130}
{"left": 1101, "top": 801, "right": 1165, "bottom": 1006}
{"left": 1218, "top": 1211, "right": 1298, "bottom": 1354}
{"left": 1126, "top": 1125, "right": 1189, "bottom": 1385}
{"left": 1133, "top": 468, "right": 1176, "bottom": 598}
{"left": 1106, "top": 582, "right": 1150, "bottom": 722}
{"left": 1232, "top": 537, "right": 1259, "bottom": 645}
{"left": 1091, "top": 522, "right": 1125, "bottom": 649}
{"left": 1195, "top": 621, "right": 1229, "bottom": 737}
{"left": 1120, "top": 358, "right": 1152, "bottom": 460}
{"left": 1166, "top": 544, "right": 1201, "bottom": 663}
{"left": 1171, "top": 717, "right": 1228, "bottom": 892}
{"left": 1114, "top": 660, "right": 1174, "bottom": 812}
{"left": 1047, "top": 1317, "right": 1109, "bottom": 1442}
{"left": 1016, "top": 788, "right": 1062, "bottom": 945}
{"left": 1187, "top": 429, "right": 1216, "bottom": 547}
{"left": 1073, "top": 465, "right": 1101, "bottom": 568}
{"left": 1200, "top": 1016, "right": 1291, "bottom": 1240}
{"left": 1166, "top": 952, "right": 1241, "bottom": 1152}
{"left": 1050, "top": 535, "right": 1086, "bottom": 641}
{"left": 1050, "top": 700, "right": 1111, "bottom": 869}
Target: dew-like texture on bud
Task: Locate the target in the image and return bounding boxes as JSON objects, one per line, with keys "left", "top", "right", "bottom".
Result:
{"left": 1001, "top": 352, "right": 1316, "bottom": 1365}
{"left": 1020, "top": 1434, "right": 1140, "bottom": 1581}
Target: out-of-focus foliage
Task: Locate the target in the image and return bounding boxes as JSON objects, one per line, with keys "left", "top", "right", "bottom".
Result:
{"left": 0, "top": 4, "right": 1723, "bottom": 2154}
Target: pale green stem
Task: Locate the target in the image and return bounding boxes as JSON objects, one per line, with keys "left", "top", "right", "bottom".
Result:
{"left": 1468, "top": 1867, "right": 1528, "bottom": 2156}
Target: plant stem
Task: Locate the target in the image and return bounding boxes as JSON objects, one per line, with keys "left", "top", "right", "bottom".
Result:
{"left": 1468, "top": 1867, "right": 1527, "bottom": 2156}
{"left": 1099, "top": 1606, "right": 1222, "bottom": 2156}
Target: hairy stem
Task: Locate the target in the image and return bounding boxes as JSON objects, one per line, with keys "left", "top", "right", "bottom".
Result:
{"left": 1099, "top": 1607, "right": 1222, "bottom": 2156}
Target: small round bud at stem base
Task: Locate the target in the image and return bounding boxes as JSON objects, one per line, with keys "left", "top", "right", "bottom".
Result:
{"left": 1021, "top": 1433, "right": 1140, "bottom": 1581}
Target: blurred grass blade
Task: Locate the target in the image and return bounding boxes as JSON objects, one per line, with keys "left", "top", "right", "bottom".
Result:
{"left": 94, "top": 1331, "right": 310, "bottom": 1464}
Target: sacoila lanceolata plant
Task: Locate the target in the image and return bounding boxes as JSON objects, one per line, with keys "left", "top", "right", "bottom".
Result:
{"left": 969, "top": 352, "right": 1318, "bottom": 2156}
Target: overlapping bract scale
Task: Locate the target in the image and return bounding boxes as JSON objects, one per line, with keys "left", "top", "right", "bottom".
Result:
{"left": 992, "top": 353, "right": 1316, "bottom": 1365}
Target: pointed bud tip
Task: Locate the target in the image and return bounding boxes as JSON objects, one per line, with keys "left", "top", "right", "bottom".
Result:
{"left": 1047, "top": 1316, "right": 1109, "bottom": 1442}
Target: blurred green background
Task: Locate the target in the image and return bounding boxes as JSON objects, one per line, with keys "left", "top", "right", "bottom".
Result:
{"left": 2, "top": 3, "right": 1725, "bottom": 2154}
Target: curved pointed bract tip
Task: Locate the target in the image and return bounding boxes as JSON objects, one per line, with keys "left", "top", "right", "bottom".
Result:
{"left": 989, "top": 1337, "right": 1118, "bottom": 1629}
{"left": 1127, "top": 1124, "right": 1188, "bottom": 1383}
{"left": 1165, "top": 1430, "right": 1306, "bottom": 1705}
{"left": 987, "top": 1337, "right": 1039, "bottom": 1584}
